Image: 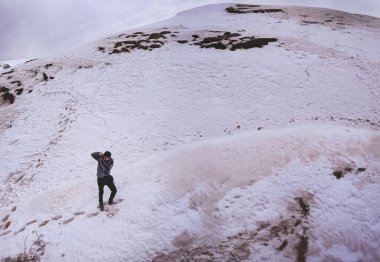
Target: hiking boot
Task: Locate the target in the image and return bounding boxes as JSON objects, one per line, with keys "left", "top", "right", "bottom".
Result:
{"left": 108, "top": 199, "right": 113, "bottom": 205}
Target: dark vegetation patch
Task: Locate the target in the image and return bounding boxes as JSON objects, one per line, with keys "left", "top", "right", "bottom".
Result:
{"left": 25, "top": 59, "right": 37, "bottom": 64}
{"left": 102, "top": 27, "right": 278, "bottom": 55}
{"left": 231, "top": 38, "right": 277, "bottom": 50}
{"left": 192, "top": 31, "right": 277, "bottom": 51}
{"left": 1, "top": 92, "right": 15, "bottom": 104}
{"left": 333, "top": 170, "right": 344, "bottom": 179}
{"left": 104, "top": 30, "right": 174, "bottom": 55}
{"left": 333, "top": 164, "right": 367, "bottom": 179}
{"left": 301, "top": 20, "right": 323, "bottom": 25}
{"left": 226, "top": 5, "right": 283, "bottom": 14}
{"left": 0, "top": 86, "right": 9, "bottom": 93}
{"left": 313, "top": 115, "right": 380, "bottom": 128}
{"left": 277, "top": 239, "right": 288, "bottom": 251}
{"left": 10, "top": 80, "right": 22, "bottom": 86}
{"left": 295, "top": 197, "right": 309, "bottom": 217}
{"left": 15, "top": 88, "right": 23, "bottom": 95}
{"left": 295, "top": 236, "right": 308, "bottom": 262}
{"left": 356, "top": 167, "right": 366, "bottom": 173}
{"left": 300, "top": 15, "right": 352, "bottom": 28}
{"left": 42, "top": 72, "right": 48, "bottom": 81}
{"left": 1, "top": 70, "right": 14, "bottom": 76}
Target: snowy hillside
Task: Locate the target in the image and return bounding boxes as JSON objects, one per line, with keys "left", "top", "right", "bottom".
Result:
{"left": 1, "top": 3, "right": 379, "bottom": 261}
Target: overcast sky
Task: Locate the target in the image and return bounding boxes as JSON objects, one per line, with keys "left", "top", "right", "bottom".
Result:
{"left": 0, "top": 0, "right": 379, "bottom": 61}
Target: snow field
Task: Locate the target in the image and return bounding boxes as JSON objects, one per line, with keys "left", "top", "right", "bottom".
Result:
{"left": 0, "top": 3, "right": 379, "bottom": 261}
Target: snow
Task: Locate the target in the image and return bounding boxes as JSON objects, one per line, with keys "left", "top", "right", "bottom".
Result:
{"left": 0, "top": 3, "right": 380, "bottom": 262}
{"left": 1, "top": 0, "right": 380, "bottom": 61}
{"left": 0, "top": 59, "right": 29, "bottom": 74}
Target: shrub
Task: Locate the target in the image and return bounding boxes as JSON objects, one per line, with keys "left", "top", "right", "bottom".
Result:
{"left": 42, "top": 73, "right": 48, "bottom": 81}
{"left": 0, "top": 86, "right": 9, "bottom": 93}
{"left": 333, "top": 170, "right": 343, "bottom": 179}
{"left": 148, "top": 33, "right": 165, "bottom": 40}
{"left": 150, "top": 44, "right": 161, "bottom": 49}
{"left": 206, "top": 42, "right": 228, "bottom": 50}
{"left": 230, "top": 38, "right": 278, "bottom": 50}
{"left": 10, "top": 80, "right": 22, "bottom": 86}
{"left": 1, "top": 234, "right": 47, "bottom": 262}
{"left": 2, "top": 92, "right": 15, "bottom": 104}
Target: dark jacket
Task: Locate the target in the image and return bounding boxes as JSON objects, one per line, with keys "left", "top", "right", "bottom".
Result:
{"left": 91, "top": 152, "right": 114, "bottom": 178}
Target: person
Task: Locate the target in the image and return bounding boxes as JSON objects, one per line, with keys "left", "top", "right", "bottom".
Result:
{"left": 91, "top": 151, "right": 117, "bottom": 209}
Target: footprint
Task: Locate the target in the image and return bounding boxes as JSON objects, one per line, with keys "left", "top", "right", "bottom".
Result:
{"left": 11, "top": 206, "right": 16, "bottom": 212}
{"left": 25, "top": 219, "right": 37, "bottom": 226}
{"left": 62, "top": 217, "right": 74, "bottom": 224}
{"left": 86, "top": 212, "right": 99, "bottom": 218}
{"left": 106, "top": 207, "right": 120, "bottom": 218}
{"left": 74, "top": 211, "right": 85, "bottom": 216}
{"left": 15, "top": 226, "right": 26, "bottom": 235}
{"left": 1, "top": 230, "right": 11, "bottom": 236}
{"left": 4, "top": 221, "right": 11, "bottom": 230}
{"left": 51, "top": 215, "right": 62, "bottom": 221}
{"left": 2, "top": 214, "right": 10, "bottom": 222}
{"left": 39, "top": 220, "right": 49, "bottom": 227}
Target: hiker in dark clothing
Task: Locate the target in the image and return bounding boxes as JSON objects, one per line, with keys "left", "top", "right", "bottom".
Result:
{"left": 91, "top": 151, "right": 117, "bottom": 209}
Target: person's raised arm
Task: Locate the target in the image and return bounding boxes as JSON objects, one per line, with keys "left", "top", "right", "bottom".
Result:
{"left": 91, "top": 152, "right": 102, "bottom": 160}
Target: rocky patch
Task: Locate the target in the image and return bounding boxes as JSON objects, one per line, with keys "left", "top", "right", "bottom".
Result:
{"left": 102, "top": 31, "right": 174, "bottom": 55}
{"left": 191, "top": 31, "right": 277, "bottom": 50}
{"left": 226, "top": 4, "right": 284, "bottom": 14}
{"left": 101, "top": 29, "right": 278, "bottom": 55}
{"left": 333, "top": 165, "right": 367, "bottom": 179}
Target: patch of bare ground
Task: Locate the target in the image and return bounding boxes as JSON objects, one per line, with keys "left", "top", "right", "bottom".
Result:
{"left": 333, "top": 166, "right": 367, "bottom": 179}
{"left": 226, "top": 5, "right": 283, "bottom": 14}
{"left": 191, "top": 31, "right": 277, "bottom": 50}
{"left": 102, "top": 29, "right": 278, "bottom": 55}
{"left": 102, "top": 30, "right": 173, "bottom": 55}
{"left": 152, "top": 193, "right": 313, "bottom": 261}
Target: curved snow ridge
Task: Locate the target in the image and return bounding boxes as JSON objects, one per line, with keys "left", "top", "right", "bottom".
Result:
{"left": 126, "top": 123, "right": 379, "bottom": 197}
{"left": 119, "top": 123, "right": 379, "bottom": 261}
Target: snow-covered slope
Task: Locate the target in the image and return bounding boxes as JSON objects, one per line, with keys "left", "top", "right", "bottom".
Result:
{"left": 0, "top": 4, "right": 379, "bottom": 261}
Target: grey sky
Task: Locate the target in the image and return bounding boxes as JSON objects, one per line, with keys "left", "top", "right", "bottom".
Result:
{"left": 0, "top": 0, "right": 379, "bottom": 61}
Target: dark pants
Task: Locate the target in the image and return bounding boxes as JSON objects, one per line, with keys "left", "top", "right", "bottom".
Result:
{"left": 97, "top": 175, "right": 117, "bottom": 205}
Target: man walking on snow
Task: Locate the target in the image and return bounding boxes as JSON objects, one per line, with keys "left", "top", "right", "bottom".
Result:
{"left": 91, "top": 151, "right": 117, "bottom": 210}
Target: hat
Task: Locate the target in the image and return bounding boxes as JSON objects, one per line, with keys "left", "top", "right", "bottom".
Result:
{"left": 104, "top": 151, "right": 111, "bottom": 158}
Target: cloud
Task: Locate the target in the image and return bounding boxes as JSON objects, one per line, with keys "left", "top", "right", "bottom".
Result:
{"left": 0, "top": 0, "right": 379, "bottom": 60}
